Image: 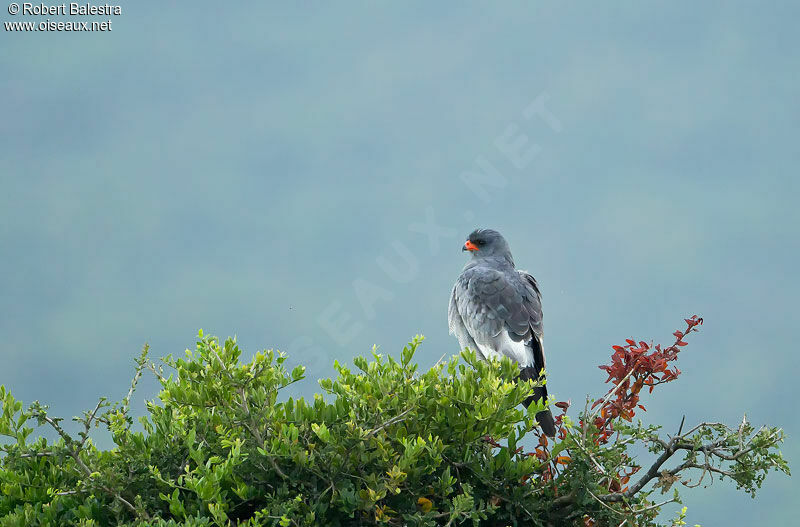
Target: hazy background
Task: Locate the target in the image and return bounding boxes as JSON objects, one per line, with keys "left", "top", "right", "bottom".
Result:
{"left": 1, "top": 2, "right": 797, "bottom": 523}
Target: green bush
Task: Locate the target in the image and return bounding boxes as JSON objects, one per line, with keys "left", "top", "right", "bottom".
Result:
{"left": 0, "top": 322, "right": 789, "bottom": 526}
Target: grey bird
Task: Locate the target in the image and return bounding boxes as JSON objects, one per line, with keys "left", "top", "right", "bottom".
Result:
{"left": 448, "top": 228, "right": 556, "bottom": 437}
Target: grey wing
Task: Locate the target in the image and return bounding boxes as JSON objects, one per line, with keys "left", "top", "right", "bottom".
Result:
{"left": 448, "top": 281, "right": 482, "bottom": 357}
{"left": 454, "top": 267, "right": 543, "bottom": 367}
{"left": 517, "top": 270, "right": 545, "bottom": 371}
{"left": 516, "top": 270, "right": 543, "bottom": 339}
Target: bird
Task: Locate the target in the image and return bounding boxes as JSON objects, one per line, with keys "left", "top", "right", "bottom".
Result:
{"left": 448, "top": 228, "right": 556, "bottom": 437}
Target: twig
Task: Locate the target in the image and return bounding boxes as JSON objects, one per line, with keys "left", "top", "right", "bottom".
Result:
{"left": 19, "top": 451, "right": 54, "bottom": 458}
{"left": 589, "top": 364, "right": 639, "bottom": 422}
{"left": 366, "top": 406, "right": 414, "bottom": 437}
{"left": 122, "top": 344, "right": 149, "bottom": 414}
{"left": 54, "top": 490, "right": 79, "bottom": 496}
{"left": 568, "top": 428, "right": 606, "bottom": 475}
{"left": 587, "top": 489, "right": 623, "bottom": 515}
{"left": 433, "top": 352, "right": 448, "bottom": 368}
{"left": 630, "top": 497, "right": 677, "bottom": 514}
{"left": 78, "top": 398, "right": 106, "bottom": 449}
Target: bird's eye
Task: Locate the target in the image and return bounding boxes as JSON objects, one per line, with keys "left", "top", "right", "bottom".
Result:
{"left": 476, "top": 239, "right": 485, "bottom": 246}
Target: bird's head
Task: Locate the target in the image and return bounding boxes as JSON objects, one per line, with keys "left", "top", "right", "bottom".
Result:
{"left": 462, "top": 228, "right": 513, "bottom": 262}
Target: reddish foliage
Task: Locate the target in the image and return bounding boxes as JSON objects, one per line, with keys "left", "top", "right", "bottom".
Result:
{"left": 591, "top": 315, "right": 703, "bottom": 443}
{"left": 515, "top": 315, "right": 702, "bottom": 514}
{"left": 482, "top": 435, "right": 502, "bottom": 448}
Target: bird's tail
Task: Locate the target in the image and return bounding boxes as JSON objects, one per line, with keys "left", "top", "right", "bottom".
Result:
{"left": 518, "top": 366, "right": 556, "bottom": 438}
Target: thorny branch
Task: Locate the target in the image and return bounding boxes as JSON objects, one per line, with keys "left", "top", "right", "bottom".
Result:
{"left": 600, "top": 417, "right": 783, "bottom": 503}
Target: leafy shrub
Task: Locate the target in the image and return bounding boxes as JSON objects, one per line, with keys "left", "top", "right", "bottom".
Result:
{"left": 0, "top": 318, "right": 789, "bottom": 526}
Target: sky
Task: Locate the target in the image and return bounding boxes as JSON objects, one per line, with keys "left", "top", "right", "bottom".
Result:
{"left": 1, "top": 1, "right": 798, "bottom": 524}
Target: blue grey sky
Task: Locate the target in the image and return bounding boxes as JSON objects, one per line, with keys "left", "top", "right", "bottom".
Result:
{"left": 1, "top": 2, "right": 797, "bottom": 523}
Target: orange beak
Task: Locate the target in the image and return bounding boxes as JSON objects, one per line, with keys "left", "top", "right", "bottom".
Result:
{"left": 463, "top": 240, "right": 479, "bottom": 252}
